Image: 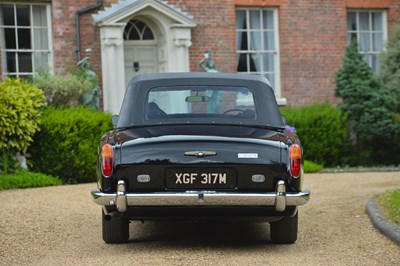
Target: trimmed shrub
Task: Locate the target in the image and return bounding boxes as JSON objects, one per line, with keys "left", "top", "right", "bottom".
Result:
{"left": 0, "top": 78, "right": 45, "bottom": 153}
{"left": 281, "top": 104, "right": 348, "bottom": 167}
{"left": 28, "top": 107, "right": 112, "bottom": 184}
{"left": 32, "top": 72, "right": 93, "bottom": 107}
{"left": 0, "top": 78, "right": 45, "bottom": 174}
{"left": 0, "top": 171, "right": 61, "bottom": 190}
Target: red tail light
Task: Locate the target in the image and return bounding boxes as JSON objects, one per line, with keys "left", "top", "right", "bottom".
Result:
{"left": 101, "top": 144, "right": 113, "bottom": 177}
{"left": 289, "top": 144, "right": 301, "bottom": 178}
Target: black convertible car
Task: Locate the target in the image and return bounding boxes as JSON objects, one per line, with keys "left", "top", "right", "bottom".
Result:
{"left": 91, "top": 72, "right": 310, "bottom": 244}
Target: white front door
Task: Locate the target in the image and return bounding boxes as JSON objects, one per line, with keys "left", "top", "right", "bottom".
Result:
{"left": 124, "top": 43, "right": 158, "bottom": 86}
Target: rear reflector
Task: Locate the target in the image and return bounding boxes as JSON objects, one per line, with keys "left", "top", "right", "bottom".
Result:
{"left": 289, "top": 144, "right": 301, "bottom": 178}
{"left": 101, "top": 144, "right": 113, "bottom": 177}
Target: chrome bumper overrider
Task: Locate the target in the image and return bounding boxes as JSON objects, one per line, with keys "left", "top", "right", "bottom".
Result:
{"left": 91, "top": 180, "right": 310, "bottom": 213}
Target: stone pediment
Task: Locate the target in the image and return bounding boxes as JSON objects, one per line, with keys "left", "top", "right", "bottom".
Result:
{"left": 93, "top": 0, "right": 196, "bottom": 27}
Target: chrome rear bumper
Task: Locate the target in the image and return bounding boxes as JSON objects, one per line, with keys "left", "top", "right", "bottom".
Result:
{"left": 91, "top": 180, "right": 310, "bottom": 213}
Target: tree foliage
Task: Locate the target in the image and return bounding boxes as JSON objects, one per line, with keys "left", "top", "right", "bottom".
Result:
{"left": 380, "top": 24, "right": 400, "bottom": 113}
{"left": 335, "top": 39, "right": 398, "bottom": 138}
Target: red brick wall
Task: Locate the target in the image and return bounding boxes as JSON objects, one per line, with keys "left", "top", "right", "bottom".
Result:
{"left": 51, "top": 0, "right": 102, "bottom": 77}
{"left": 167, "top": 0, "right": 237, "bottom": 73}
{"left": 278, "top": 0, "right": 347, "bottom": 106}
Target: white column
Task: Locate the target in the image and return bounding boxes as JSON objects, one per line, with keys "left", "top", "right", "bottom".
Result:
{"left": 99, "top": 23, "right": 126, "bottom": 114}
{"left": 170, "top": 27, "right": 192, "bottom": 72}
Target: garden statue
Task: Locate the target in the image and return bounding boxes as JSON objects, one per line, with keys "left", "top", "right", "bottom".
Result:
{"left": 77, "top": 48, "right": 100, "bottom": 110}
{"left": 198, "top": 49, "right": 218, "bottom": 73}
{"left": 198, "top": 50, "right": 220, "bottom": 113}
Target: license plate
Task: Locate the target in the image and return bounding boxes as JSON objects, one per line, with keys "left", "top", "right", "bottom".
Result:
{"left": 165, "top": 168, "right": 236, "bottom": 189}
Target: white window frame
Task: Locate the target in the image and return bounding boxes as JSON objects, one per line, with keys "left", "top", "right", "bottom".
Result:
{"left": 347, "top": 9, "right": 388, "bottom": 73}
{"left": 236, "top": 8, "right": 284, "bottom": 104}
{"left": 0, "top": 2, "right": 54, "bottom": 79}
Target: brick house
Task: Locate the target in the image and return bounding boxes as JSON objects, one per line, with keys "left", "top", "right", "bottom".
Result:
{"left": 0, "top": 0, "right": 399, "bottom": 114}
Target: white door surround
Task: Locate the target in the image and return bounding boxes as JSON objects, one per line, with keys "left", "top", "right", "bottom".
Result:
{"left": 93, "top": 0, "right": 196, "bottom": 114}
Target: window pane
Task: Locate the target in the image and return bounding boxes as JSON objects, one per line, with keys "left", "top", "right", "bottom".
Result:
{"left": 373, "top": 32, "right": 383, "bottom": 51}
{"left": 16, "top": 5, "right": 30, "bottom": 26}
{"left": 236, "top": 31, "right": 244, "bottom": 50}
{"left": 347, "top": 12, "right": 356, "bottom": 31}
{"left": 18, "top": 28, "right": 31, "bottom": 49}
{"left": 363, "top": 54, "right": 372, "bottom": 67}
{"left": 32, "top": 5, "right": 47, "bottom": 27}
{"left": 34, "top": 52, "right": 48, "bottom": 72}
{"left": 262, "top": 53, "right": 274, "bottom": 72}
{"left": 236, "top": 10, "right": 246, "bottom": 29}
{"left": 4, "top": 28, "right": 16, "bottom": 49}
{"left": 6, "top": 52, "right": 16, "bottom": 72}
{"left": 262, "top": 10, "right": 274, "bottom": 30}
{"left": 142, "top": 27, "right": 154, "bottom": 40}
{"left": 136, "top": 21, "right": 145, "bottom": 32}
{"left": 359, "top": 33, "right": 370, "bottom": 51}
{"left": 128, "top": 27, "right": 139, "bottom": 40}
{"left": 347, "top": 32, "right": 357, "bottom": 44}
{"left": 249, "top": 10, "right": 260, "bottom": 30}
{"left": 249, "top": 53, "right": 257, "bottom": 71}
{"left": 371, "top": 54, "right": 380, "bottom": 73}
{"left": 237, "top": 53, "right": 248, "bottom": 72}
{"left": 359, "top": 12, "right": 370, "bottom": 31}
{"left": 249, "top": 31, "right": 261, "bottom": 51}
{"left": 1, "top": 5, "right": 15, "bottom": 26}
{"left": 252, "top": 53, "right": 262, "bottom": 72}
{"left": 263, "top": 31, "right": 275, "bottom": 50}
{"left": 33, "top": 28, "right": 48, "bottom": 49}
{"left": 18, "top": 52, "right": 32, "bottom": 72}
{"left": 265, "top": 73, "right": 275, "bottom": 89}
{"left": 372, "top": 12, "right": 382, "bottom": 31}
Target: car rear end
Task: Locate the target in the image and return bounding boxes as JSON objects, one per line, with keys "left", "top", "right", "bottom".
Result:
{"left": 91, "top": 73, "right": 310, "bottom": 244}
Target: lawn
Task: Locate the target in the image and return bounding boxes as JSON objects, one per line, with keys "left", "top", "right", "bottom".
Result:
{"left": 0, "top": 171, "right": 61, "bottom": 190}
{"left": 377, "top": 189, "right": 400, "bottom": 226}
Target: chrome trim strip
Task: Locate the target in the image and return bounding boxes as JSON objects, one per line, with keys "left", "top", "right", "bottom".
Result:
{"left": 91, "top": 189, "right": 310, "bottom": 207}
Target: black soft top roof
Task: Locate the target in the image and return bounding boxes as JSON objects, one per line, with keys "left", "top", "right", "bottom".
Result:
{"left": 128, "top": 72, "right": 271, "bottom": 85}
{"left": 118, "top": 72, "right": 283, "bottom": 128}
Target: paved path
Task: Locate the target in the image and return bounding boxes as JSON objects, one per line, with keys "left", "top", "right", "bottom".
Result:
{"left": 0, "top": 172, "right": 399, "bottom": 265}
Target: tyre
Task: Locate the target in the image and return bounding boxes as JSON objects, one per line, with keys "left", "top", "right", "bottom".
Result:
{"left": 270, "top": 212, "right": 298, "bottom": 244}
{"left": 102, "top": 210, "right": 129, "bottom": 243}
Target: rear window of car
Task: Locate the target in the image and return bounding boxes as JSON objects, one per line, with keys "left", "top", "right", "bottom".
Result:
{"left": 146, "top": 86, "right": 256, "bottom": 120}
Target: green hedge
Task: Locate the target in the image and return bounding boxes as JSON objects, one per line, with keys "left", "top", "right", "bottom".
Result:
{"left": 28, "top": 107, "right": 112, "bottom": 184}
{"left": 281, "top": 104, "right": 348, "bottom": 167}
{"left": 0, "top": 171, "right": 61, "bottom": 190}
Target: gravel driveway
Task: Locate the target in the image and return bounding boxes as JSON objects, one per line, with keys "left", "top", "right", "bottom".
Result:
{"left": 1, "top": 172, "right": 399, "bottom": 265}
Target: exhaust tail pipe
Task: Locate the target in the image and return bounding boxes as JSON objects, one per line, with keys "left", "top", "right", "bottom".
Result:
{"left": 103, "top": 206, "right": 120, "bottom": 221}
{"left": 104, "top": 212, "right": 120, "bottom": 221}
